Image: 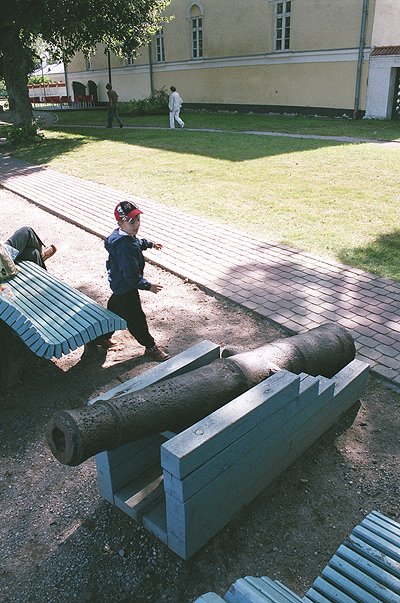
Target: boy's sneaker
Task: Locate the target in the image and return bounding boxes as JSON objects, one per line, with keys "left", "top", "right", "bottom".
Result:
{"left": 145, "top": 345, "right": 170, "bottom": 362}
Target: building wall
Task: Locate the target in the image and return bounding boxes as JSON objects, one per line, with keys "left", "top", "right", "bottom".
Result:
{"left": 64, "top": 0, "right": 395, "bottom": 117}
{"left": 363, "top": 1, "right": 400, "bottom": 119}
{"left": 370, "top": 0, "right": 400, "bottom": 46}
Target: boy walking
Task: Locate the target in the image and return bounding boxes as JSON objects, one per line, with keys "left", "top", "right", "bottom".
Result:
{"left": 103, "top": 201, "right": 169, "bottom": 361}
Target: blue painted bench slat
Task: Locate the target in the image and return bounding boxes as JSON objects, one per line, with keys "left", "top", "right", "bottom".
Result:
{"left": 11, "top": 262, "right": 106, "bottom": 341}
{"left": 0, "top": 260, "right": 126, "bottom": 360}
{"left": 225, "top": 576, "right": 303, "bottom": 603}
{"left": 194, "top": 513, "right": 400, "bottom": 603}
{"left": 5, "top": 268, "right": 95, "bottom": 347}
{"left": 304, "top": 511, "right": 400, "bottom": 603}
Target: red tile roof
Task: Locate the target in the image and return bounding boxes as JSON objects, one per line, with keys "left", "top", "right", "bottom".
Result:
{"left": 370, "top": 46, "right": 400, "bottom": 56}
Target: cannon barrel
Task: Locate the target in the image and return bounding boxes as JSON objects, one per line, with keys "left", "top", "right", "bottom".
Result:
{"left": 46, "top": 323, "right": 356, "bottom": 466}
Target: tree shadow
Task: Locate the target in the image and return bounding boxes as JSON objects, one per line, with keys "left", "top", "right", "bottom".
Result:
{"left": 30, "top": 123, "right": 351, "bottom": 164}
{"left": 338, "top": 229, "right": 400, "bottom": 281}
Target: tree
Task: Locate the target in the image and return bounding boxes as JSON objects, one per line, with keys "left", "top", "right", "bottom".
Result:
{"left": 0, "top": 0, "right": 170, "bottom": 127}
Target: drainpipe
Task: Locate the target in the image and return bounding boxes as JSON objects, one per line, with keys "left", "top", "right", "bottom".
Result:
{"left": 107, "top": 49, "right": 112, "bottom": 86}
{"left": 148, "top": 42, "right": 154, "bottom": 97}
{"left": 353, "top": 0, "right": 369, "bottom": 119}
{"left": 63, "top": 58, "right": 69, "bottom": 104}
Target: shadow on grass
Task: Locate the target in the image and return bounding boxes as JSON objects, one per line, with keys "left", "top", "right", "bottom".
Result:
{"left": 12, "top": 123, "right": 349, "bottom": 165}
{"left": 338, "top": 230, "right": 400, "bottom": 281}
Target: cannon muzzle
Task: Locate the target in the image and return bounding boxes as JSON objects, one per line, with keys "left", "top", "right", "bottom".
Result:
{"left": 46, "top": 323, "right": 356, "bottom": 466}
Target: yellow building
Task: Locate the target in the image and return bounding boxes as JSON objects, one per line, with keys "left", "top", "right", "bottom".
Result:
{"left": 65, "top": 0, "right": 400, "bottom": 119}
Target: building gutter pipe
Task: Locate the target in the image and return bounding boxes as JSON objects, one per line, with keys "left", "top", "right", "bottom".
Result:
{"left": 354, "top": 0, "right": 369, "bottom": 119}
{"left": 148, "top": 43, "right": 154, "bottom": 97}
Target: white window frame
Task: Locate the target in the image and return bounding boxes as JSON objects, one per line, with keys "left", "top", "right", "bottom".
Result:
{"left": 156, "top": 28, "right": 165, "bottom": 63}
{"left": 275, "top": 0, "right": 291, "bottom": 52}
{"left": 187, "top": 2, "right": 204, "bottom": 60}
{"left": 191, "top": 16, "right": 203, "bottom": 59}
{"left": 85, "top": 52, "right": 93, "bottom": 70}
{"left": 126, "top": 54, "right": 135, "bottom": 66}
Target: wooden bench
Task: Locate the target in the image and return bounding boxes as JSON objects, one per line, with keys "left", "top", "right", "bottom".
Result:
{"left": 0, "top": 260, "right": 126, "bottom": 384}
{"left": 196, "top": 510, "right": 400, "bottom": 603}
{"left": 91, "top": 340, "right": 369, "bottom": 560}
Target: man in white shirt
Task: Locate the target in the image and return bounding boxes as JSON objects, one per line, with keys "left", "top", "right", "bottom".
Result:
{"left": 168, "top": 86, "right": 185, "bottom": 129}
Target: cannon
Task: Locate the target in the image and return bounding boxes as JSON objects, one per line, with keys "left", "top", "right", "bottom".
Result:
{"left": 46, "top": 323, "right": 356, "bottom": 467}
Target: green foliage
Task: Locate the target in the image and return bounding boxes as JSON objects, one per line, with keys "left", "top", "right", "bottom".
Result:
{"left": 6, "top": 120, "right": 44, "bottom": 145}
{"left": 0, "top": 0, "right": 171, "bottom": 128}
{"left": 119, "top": 87, "right": 169, "bottom": 116}
{"left": 28, "top": 75, "right": 52, "bottom": 85}
{"left": 1, "top": 0, "right": 171, "bottom": 64}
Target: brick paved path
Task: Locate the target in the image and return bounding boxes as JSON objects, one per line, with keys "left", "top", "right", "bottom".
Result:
{"left": 1, "top": 153, "right": 400, "bottom": 386}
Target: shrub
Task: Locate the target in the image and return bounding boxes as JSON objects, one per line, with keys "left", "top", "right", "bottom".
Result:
{"left": 119, "top": 87, "right": 169, "bottom": 116}
{"left": 28, "top": 75, "right": 52, "bottom": 85}
{"left": 6, "top": 119, "right": 44, "bottom": 146}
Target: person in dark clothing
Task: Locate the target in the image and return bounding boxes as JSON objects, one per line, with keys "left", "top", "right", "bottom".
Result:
{"left": 102, "top": 201, "right": 169, "bottom": 362}
{"left": 106, "top": 83, "right": 123, "bottom": 128}
{"left": 4, "top": 226, "right": 56, "bottom": 269}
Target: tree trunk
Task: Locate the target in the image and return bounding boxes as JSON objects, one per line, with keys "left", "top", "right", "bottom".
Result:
{"left": 0, "top": 28, "right": 33, "bottom": 126}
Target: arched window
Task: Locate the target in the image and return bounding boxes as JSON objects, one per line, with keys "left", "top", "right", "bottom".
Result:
{"left": 187, "top": 3, "right": 203, "bottom": 59}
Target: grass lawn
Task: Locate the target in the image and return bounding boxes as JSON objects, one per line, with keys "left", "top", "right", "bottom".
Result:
{"left": 52, "top": 108, "right": 400, "bottom": 141}
{"left": 5, "top": 111, "right": 400, "bottom": 281}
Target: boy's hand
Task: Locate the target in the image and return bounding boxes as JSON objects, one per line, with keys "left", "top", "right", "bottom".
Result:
{"left": 150, "top": 284, "right": 163, "bottom": 294}
{"left": 153, "top": 243, "right": 163, "bottom": 250}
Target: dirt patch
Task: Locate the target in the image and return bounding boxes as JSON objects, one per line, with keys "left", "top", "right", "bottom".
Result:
{"left": 1, "top": 187, "right": 400, "bottom": 603}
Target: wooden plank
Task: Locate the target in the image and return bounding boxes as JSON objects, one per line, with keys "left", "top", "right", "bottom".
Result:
{"left": 303, "top": 579, "right": 358, "bottom": 603}
{"left": 0, "top": 301, "right": 22, "bottom": 324}
{"left": 0, "top": 260, "right": 126, "bottom": 358}
{"left": 370, "top": 511, "right": 400, "bottom": 534}
{"left": 96, "top": 435, "right": 164, "bottom": 470}
{"left": 351, "top": 526, "right": 400, "bottom": 563}
{"left": 164, "top": 369, "right": 363, "bottom": 556}
{"left": 348, "top": 536, "right": 400, "bottom": 579}
{"left": 95, "top": 434, "right": 165, "bottom": 503}
{"left": 244, "top": 576, "right": 302, "bottom": 602}
{"left": 331, "top": 358, "right": 370, "bottom": 399}
{"left": 225, "top": 576, "right": 302, "bottom": 603}
{"left": 94, "top": 343, "right": 221, "bottom": 510}
{"left": 142, "top": 500, "right": 168, "bottom": 544}
{"left": 113, "top": 464, "right": 165, "bottom": 522}
{"left": 12, "top": 261, "right": 125, "bottom": 338}
{"left": 332, "top": 546, "right": 400, "bottom": 593}
{"left": 164, "top": 376, "right": 322, "bottom": 502}
{"left": 0, "top": 301, "right": 20, "bottom": 322}
{"left": 89, "top": 340, "right": 221, "bottom": 404}
{"left": 364, "top": 512, "right": 400, "bottom": 545}
{"left": 193, "top": 594, "right": 226, "bottom": 603}
{"left": 164, "top": 376, "right": 330, "bottom": 524}
{"left": 320, "top": 565, "right": 399, "bottom": 603}
{"left": 4, "top": 283, "right": 84, "bottom": 350}
{"left": 161, "top": 370, "right": 301, "bottom": 480}
{"left": 11, "top": 264, "right": 104, "bottom": 341}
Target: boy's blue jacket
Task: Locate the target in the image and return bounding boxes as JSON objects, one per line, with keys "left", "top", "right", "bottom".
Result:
{"left": 104, "top": 228, "right": 154, "bottom": 294}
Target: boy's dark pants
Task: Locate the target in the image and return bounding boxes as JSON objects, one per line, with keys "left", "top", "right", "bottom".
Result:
{"left": 107, "top": 288, "right": 155, "bottom": 349}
